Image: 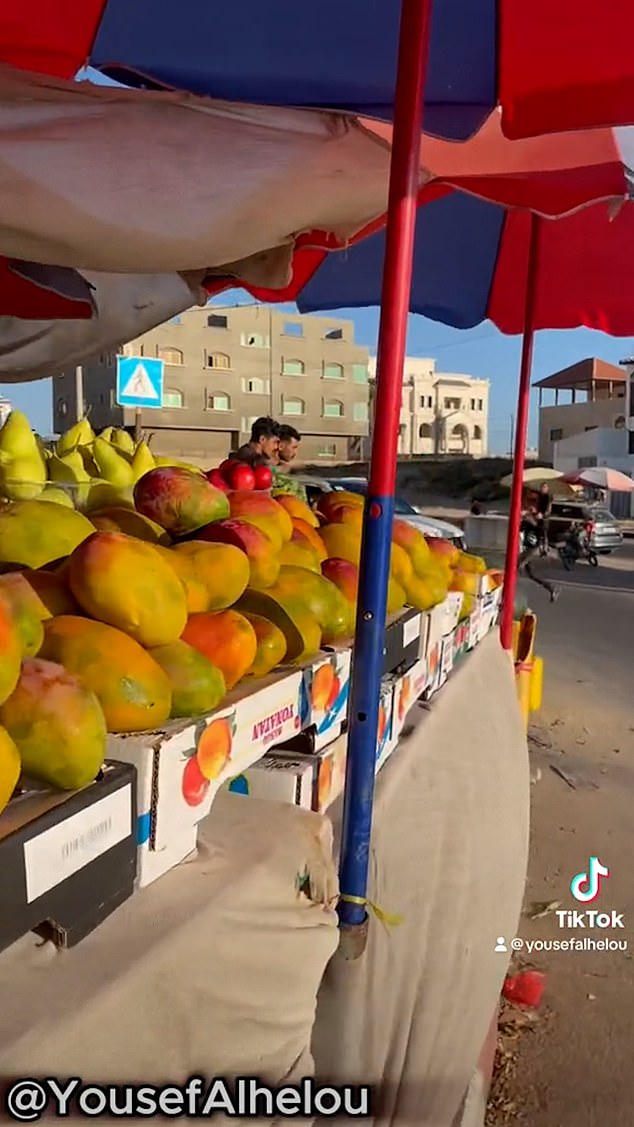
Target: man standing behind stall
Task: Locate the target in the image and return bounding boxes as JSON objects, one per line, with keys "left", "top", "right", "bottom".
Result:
{"left": 271, "top": 424, "right": 308, "bottom": 502}
{"left": 230, "top": 416, "right": 279, "bottom": 467}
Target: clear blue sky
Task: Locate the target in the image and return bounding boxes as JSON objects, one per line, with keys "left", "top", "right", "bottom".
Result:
{"left": 4, "top": 309, "right": 631, "bottom": 454}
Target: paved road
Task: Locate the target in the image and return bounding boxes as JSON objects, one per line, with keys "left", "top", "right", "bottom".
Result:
{"left": 502, "top": 542, "right": 634, "bottom": 1125}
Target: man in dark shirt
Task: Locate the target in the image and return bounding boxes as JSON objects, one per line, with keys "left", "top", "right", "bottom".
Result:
{"left": 231, "top": 416, "right": 279, "bottom": 467}
{"left": 535, "top": 482, "right": 552, "bottom": 555}
{"left": 519, "top": 508, "right": 560, "bottom": 602}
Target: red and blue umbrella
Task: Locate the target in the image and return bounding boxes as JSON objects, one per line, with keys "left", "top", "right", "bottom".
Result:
{"left": 2, "top": 0, "right": 634, "bottom": 142}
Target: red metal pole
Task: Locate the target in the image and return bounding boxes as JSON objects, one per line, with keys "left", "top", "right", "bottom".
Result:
{"left": 499, "top": 214, "right": 541, "bottom": 651}
{"left": 338, "top": 0, "right": 432, "bottom": 930}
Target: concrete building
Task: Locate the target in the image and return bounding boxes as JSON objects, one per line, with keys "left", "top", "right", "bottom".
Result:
{"left": 0, "top": 397, "right": 11, "bottom": 427}
{"left": 535, "top": 358, "right": 626, "bottom": 463}
{"left": 368, "top": 356, "right": 489, "bottom": 456}
{"left": 52, "top": 306, "right": 370, "bottom": 463}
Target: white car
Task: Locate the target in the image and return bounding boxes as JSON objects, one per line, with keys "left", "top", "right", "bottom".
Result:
{"left": 296, "top": 475, "right": 466, "bottom": 549}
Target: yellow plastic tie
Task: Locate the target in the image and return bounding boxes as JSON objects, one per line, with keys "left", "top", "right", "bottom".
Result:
{"left": 339, "top": 892, "right": 403, "bottom": 926}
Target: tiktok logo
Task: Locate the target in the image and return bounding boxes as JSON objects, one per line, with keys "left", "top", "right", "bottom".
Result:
{"left": 570, "top": 857, "right": 610, "bottom": 903}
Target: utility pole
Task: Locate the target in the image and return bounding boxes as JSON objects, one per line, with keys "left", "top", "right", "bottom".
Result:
{"left": 74, "top": 366, "right": 84, "bottom": 423}
{"left": 508, "top": 413, "right": 515, "bottom": 456}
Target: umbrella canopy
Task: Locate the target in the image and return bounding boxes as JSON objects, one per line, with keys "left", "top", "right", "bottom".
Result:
{"left": 562, "top": 467, "right": 634, "bottom": 492}
{"left": 500, "top": 468, "right": 563, "bottom": 488}
{"left": 2, "top": 1, "right": 634, "bottom": 142}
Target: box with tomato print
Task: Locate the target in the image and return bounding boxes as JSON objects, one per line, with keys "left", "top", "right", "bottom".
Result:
{"left": 107, "top": 668, "right": 303, "bottom": 888}
{"left": 375, "top": 677, "right": 397, "bottom": 771}
{"left": 392, "top": 660, "right": 428, "bottom": 740}
{"left": 226, "top": 732, "right": 349, "bottom": 815}
{"left": 303, "top": 648, "right": 352, "bottom": 751}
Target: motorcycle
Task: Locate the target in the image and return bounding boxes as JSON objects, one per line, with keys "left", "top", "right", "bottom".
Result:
{"left": 557, "top": 521, "right": 598, "bottom": 570}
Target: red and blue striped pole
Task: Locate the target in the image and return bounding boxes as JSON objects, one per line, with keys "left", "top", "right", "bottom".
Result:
{"left": 338, "top": 0, "right": 432, "bottom": 929}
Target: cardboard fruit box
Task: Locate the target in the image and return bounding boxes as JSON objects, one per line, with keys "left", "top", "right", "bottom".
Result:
{"left": 0, "top": 761, "right": 136, "bottom": 955}
{"left": 303, "top": 646, "right": 352, "bottom": 751}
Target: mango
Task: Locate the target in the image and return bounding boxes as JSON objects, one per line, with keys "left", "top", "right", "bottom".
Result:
{"left": 458, "top": 551, "right": 487, "bottom": 575}
{"left": 325, "top": 505, "right": 364, "bottom": 528}
{"left": 0, "top": 593, "right": 22, "bottom": 706}
{"left": 237, "top": 590, "right": 321, "bottom": 664}
{"left": 154, "top": 546, "right": 210, "bottom": 614}
{"left": 193, "top": 518, "right": 280, "bottom": 589}
{"left": 148, "top": 640, "right": 226, "bottom": 719}
{"left": 0, "top": 573, "right": 45, "bottom": 656}
{"left": 317, "top": 490, "right": 364, "bottom": 521}
{"left": 243, "top": 614, "right": 288, "bottom": 677}
{"left": 290, "top": 519, "right": 327, "bottom": 562}
{"left": 402, "top": 572, "right": 446, "bottom": 611}
{"left": 69, "top": 531, "right": 188, "bottom": 647}
{"left": 0, "top": 500, "right": 94, "bottom": 568}
{"left": 272, "top": 494, "right": 320, "bottom": 528}
{"left": 228, "top": 491, "right": 293, "bottom": 550}
{"left": 320, "top": 522, "right": 362, "bottom": 566}
{"left": 271, "top": 565, "right": 352, "bottom": 644}
{"left": 450, "top": 569, "right": 480, "bottom": 597}
{"left": 279, "top": 541, "right": 321, "bottom": 572}
{"left": 425, "top": 536, "right": 460, "bottom": 569}
{"left": 321, "top": 557, "right": 405, "bottom": 618}
{"left": 390, "top": 541, "right": 414, "bottom": 589}
{"left": 0, "top": 724, "right": 20, "bottom": 815}
{"left": 392, "top": 519, "right": 431, "bottom": 577}
{"left": 41, "top": 616, "right": 172, "bottom": 733}
{"left": 171, "top": 542, "right": 250, "bottom": 609}
{"left": 20, "top": 567, "right": 79, "bottom": 617}
{"left": 134, "top": 467, "right": 229, "bottom": 536}
{"left": 182, "top": 610, "right": 257, "bottom": 690}
{"left": 0, "top": 658, "right": 106, "bottom": 790}
{"left": 89, "top": 507, "right": 171, "bottom": 545}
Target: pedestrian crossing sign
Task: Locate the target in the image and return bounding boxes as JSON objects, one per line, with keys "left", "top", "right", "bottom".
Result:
{"left": 116, "top": 355, "right": 164, "bottom": 409}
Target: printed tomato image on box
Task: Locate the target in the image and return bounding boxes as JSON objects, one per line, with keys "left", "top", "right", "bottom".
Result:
{"left": 393, "top": 659, "right": 427, "bottom": 739}
{"left": 375, "top": 679, "right": 396, "bottom": 771}
{"left": 305, "top": 649, "right": 351, "bottom": 751}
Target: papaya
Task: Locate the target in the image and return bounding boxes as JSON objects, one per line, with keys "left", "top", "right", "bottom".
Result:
{"left": 69, "top": 531, "right": 188, "bottom": 647}
{"left": 243, "top": 613, "right": 288, "bottom": 678}
{"left": 0, "top": 499, "right": 94, "bottom": 568}
{"left": 41, "top": 616, "right": 172, "bottom": 733}
{"left": 0, "top": 592, "right": 22, "bottom": 706}
{"left": 272, "top": 494, "right": 320, "bottom": 528}
{"left": 89, "top": 507, "right": 171, "bottom": 545}
{"left": 291, "top": 519, "right": 327, "bottom": 561}
{"left": 279, "top": 541, "right": 321, "bottom": 572}
{"left": 236, "top": 590, "right": 321, "bottom": 663}
{"left": 0, "top": 572, "right": 44, "bottom": 656}
{"left": 194, "top": 518, "right": 280, "bottom": 590}
{"left": 0, "top": 724, "right": 20, "bottom": 815}
{"left": 271, "top": 565, "right": 353, "bottom": 644}
{"left": 171, "top": 542, "right": 250, "bottom": 609}
{"left": 148, "top": 640, "right": 226, "bottom": 719}
{"left": 181, "top": 610, "right": 257, "bottom": 690}
{"left": 154, "top": 545, "right": 210, "bottom": 614}
{"left": 0, "top": 658, "right": 106, "bottom": 790}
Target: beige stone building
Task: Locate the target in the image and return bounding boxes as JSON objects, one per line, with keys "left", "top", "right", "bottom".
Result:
{"left": 52, "top": 306, "right": 370, "bottom": 463}
{"left": 535, "top": 358, "right": 627, "bottom": 463}
{"left": 368, "top": 356, "right": 489, "bottom": 456}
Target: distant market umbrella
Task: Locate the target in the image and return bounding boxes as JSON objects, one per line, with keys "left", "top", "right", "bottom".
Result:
{"left": 499, "top": 468, "right": 563, "bottom": 489}
{"left": 562, "top": 467, "right": 634, "bottom": 492}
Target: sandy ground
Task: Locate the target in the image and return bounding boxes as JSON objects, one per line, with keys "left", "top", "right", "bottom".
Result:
{"left": 488, "top": 546, "right": 634, "bottom": 1125}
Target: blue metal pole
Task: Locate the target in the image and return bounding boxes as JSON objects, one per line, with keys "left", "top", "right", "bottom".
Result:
{"left": 338, "top": 0, "right": 432, "bottom": 928}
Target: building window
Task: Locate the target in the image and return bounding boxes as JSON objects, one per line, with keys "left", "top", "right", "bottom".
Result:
{"left": 323, "top": 399, "right": 344, "bottom": 418}
{"left": 318, "top": 443, "right": 337, "bottom": 457}
{"left": 282, "top": 397, "right": 305, "bottom": 417}
{"left": 352, "top": 364, "right": 368, "bottom": 384}
{"left": 208, "top": 314, "right": 228, "bottom": 329}
{"left": 549, "top": 428, "right": 563, "bottom": 441}
{"left": 324, "top": 362, "right": 344, "bottom": 380}
{"left": 444, "top": 396, "right": 461, "bottom": 410}
{"left": 578, "top": 456, "right": 598, "bottom": 468}
{"left": 207, "top": 392, "right": 231, "bottom": 411}
{"left": 241, "top": 416, "right": 259, "bottom": 432}
{"left": 324, "top": 327, "right": 343, "bottom": 340}
{"left": 353, "top": 402, "right": 368, "bottom": 422}
{"left": 242, "top": 377, "right": 269, "bottom": 394}
{"left": 477, "top": 399, "right": 483, "bottom": 411}
{"left": 282, "top": 320, "right": 303, "bottom": 337}
{"left": 241, "top": 332, "right": 270, "bottom": 348}
{"left": 419, "top": 423, "right": 432, "bottom": 438}
{"left": 282, "top": 359, "right": 305, "bottom": 376}
{"left": 470, "top": 398, "right": 476, "bottom": 410}
{"left": 615, "top": 415, "right": 626, "bottom": 429}
{"left": 158, "top": 347, "right": 183, "bottom": 366}
{"left": 163, "top": 388, "right": 184, "bottom": 408}
{"left": 206, "top": 351, "right": 230, "bottom": 369}
{"left": 473, "top": 424, "right": 482, "bottom": 440}
{"left": 419, "top": 396, "right": 426, "bottom": 408}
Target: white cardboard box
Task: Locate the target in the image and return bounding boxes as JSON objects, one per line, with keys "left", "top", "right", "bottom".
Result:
{"left": 225, "top": 733, "right": 348, "bottom": 814}
{"left": 303, "top": 647, "right": 352, "bottom": 751}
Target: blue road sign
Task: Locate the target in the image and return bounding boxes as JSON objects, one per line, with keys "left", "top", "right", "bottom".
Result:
{"left": 116, "top": 355, "right": 164, "bottom": 409}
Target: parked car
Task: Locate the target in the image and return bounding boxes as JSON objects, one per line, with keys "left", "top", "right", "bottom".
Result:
{"left": 295, "top": 475, "right": 466, "bottom": 549}
{"left": 547, "top": 500, "right": 623, "bottom": 554}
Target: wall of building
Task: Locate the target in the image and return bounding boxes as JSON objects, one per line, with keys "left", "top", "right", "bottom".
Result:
{"left": 538, "top": 397, "right": 627, "bottom": 463}
{"left": 52, "top": 306, "right": 370, "bottom": 460}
